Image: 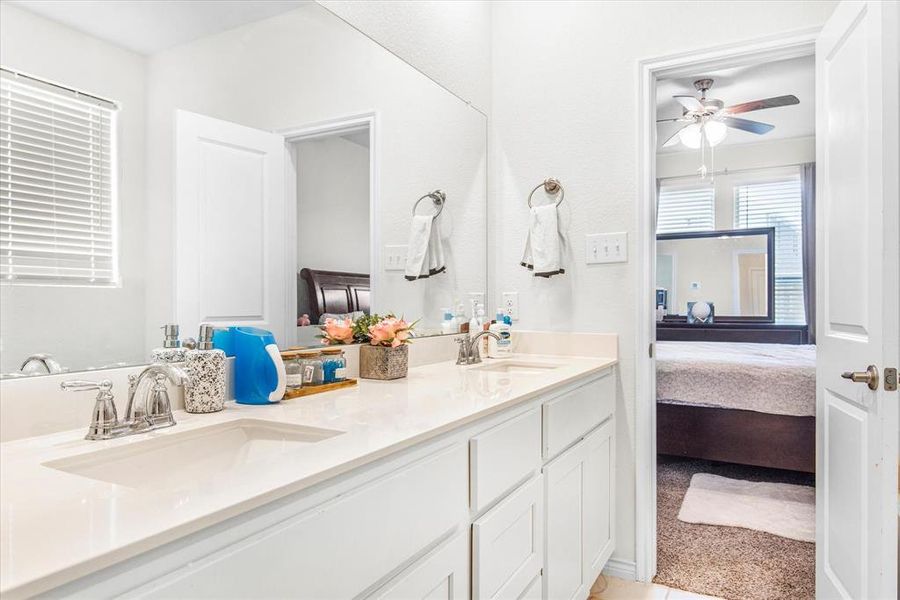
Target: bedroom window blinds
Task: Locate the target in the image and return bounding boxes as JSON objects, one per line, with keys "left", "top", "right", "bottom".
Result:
{"left": 656, "top": 184, "right": 715, "bottom": 234}
{"left": 734, "top": 175, "right": 805, "bottom": 324}
{"left": 0, "top": 70, "right": 118, "bottom": 286}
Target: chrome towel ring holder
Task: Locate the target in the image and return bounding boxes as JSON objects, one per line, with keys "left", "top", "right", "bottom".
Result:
{"left": 527, "top": 178, "right": 564, "bottom": 208}
{"left": 412, "top": 189, "right": 446, "bottom": 218}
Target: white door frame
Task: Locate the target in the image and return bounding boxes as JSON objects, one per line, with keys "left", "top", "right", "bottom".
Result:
{"left": 278, "top": 112, "right": 378, "bottom": 347}
{"left": 634, "top": 29, "right": 819, "bottom": 583}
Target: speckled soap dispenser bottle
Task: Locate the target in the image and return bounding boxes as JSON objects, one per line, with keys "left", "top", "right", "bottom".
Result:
{"left": 183, "top": 324, "right": 226, "bottom": 413}
{"left": 151, "top": 323, "right": 186, "bottom": 363}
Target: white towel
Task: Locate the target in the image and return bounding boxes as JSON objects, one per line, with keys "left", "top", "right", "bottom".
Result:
{"left": 521, "top": 204, "right": 564, "bottom": 277}
{"left": 405, "top": 214, "right": 446, "bottom": 280}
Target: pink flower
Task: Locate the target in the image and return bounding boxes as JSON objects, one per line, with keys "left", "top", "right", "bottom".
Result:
{"left": 366, "top": 316, "right": 416, "bottom": 347}
{"left": 321, "top": 318, "right": 353, "bottom": 345}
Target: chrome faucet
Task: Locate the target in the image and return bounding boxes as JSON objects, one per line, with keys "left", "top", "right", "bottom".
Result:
{"left": 60, "top": 364, "right": 189, "bottom": 441}
{"left": 20, "top": 353, "right": 62, "bottom": 374}
{"left": 456, "top": 331, "right": 501, "bottom": 365}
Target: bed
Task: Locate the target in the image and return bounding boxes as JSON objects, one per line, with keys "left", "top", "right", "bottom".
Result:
{"left": 299, "top": 268, "right": 370, "bottom": 324}
{"left": 656, "top": 341, "right": 816, "bottom": 473}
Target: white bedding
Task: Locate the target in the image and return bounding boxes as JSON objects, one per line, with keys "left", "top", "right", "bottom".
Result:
{"left": 656, "top": 341, "right": 816, "bottom": 417}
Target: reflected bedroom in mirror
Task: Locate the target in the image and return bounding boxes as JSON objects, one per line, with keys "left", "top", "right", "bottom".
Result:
{"left": 0, "top": 1, "right": 487, "bottom": 378}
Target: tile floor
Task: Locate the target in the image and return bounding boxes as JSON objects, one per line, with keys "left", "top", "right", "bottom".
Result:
{"left": 590, "top": 575, "right": 723, "bottom": 600}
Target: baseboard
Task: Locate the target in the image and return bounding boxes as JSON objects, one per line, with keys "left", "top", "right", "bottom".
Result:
{"left": 602, "top": 557, "right": 637, "bottom": 581}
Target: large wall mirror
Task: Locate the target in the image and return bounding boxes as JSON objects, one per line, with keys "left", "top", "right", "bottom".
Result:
{"left": 656, "top": 227, "right": 775, "bottom": 322}
{"left": 0, "top": 1, "right": 487, "bottom": 378}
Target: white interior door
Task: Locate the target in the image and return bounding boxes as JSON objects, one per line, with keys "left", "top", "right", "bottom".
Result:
{"left": 175, "top": 110, "right": 287, "bottom": 343}
{"left": 815, "top": 2, "right": 898, "bottom": 599}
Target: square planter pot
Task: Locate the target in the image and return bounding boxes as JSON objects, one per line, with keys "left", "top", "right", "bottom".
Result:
{"left": 359, "top": 344, "right": 409, "bottom": 380}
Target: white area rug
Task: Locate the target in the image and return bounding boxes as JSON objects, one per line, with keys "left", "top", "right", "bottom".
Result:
{"left": 678, "top": 473, "right": 815, "bottom": 542}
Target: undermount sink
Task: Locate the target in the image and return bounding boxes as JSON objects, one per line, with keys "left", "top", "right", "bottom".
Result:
{"left": 472, "top": 361, "right": 563, "bottom": 375}
{"left": 44, "top": 419, "right": 344, "bottom": 489}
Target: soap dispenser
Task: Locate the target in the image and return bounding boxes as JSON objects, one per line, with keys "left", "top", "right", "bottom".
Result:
{"left": 183, "top": 323, "right": 226, "bottom": 413}
{"left": 151, "top": 323, "right": 186, "bottom": 363}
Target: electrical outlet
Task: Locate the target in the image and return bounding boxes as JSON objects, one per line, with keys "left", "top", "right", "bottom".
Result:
{"left": 585, "top": 232, "right": 628, "bottom": 264}
{"left": 502, "top": 292, "right": 519, "bottom": 321}
{"left": 383, "top": 245, "right": 407, "bottom": 271}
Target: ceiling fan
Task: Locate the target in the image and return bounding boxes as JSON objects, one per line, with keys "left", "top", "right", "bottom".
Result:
{"left": 657, "top": 78, "right": 799, "bottom": 149}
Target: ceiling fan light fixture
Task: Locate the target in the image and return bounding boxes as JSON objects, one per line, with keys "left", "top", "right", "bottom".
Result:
{"left": 704, "top": 120, "right": 728, "bottom": 146}
{"left": 679, "top": 123, "right": 703, "bottom": 148}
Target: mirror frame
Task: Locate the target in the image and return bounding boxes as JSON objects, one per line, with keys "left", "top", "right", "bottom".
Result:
{"left": 656, "top": 226, "right": 776, "bottom": 323}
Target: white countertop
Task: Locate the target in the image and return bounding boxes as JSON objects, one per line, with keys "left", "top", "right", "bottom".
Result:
{"left": 0, "top": 353, "right": 615, "bottom": 598}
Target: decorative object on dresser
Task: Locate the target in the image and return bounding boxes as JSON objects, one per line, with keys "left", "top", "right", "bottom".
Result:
{"left": 686, "top": 301, "right": 714, "bottom": 324}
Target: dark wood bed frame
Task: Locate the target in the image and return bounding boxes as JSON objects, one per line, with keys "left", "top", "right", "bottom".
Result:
{"left": 299, "top": 269, "right": 370, "bottom": 324}
{"left": 657, "top": 403, "right": 815, "bottom": 473}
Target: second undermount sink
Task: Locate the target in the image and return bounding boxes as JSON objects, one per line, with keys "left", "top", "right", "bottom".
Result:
{"left": 472, "top": 361, "right": 563, "bottom": 375}
{"left": 43, "top": 419, "right": 344, "bottom": 489}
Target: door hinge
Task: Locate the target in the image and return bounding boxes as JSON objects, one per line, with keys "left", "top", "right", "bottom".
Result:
{"left": 885, "top": 367, "right": 897, "bottom": 392}
{"left": 649, "top": 343, "right": 654, "bottom": 358}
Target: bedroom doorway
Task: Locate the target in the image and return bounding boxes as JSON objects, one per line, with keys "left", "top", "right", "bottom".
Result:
{"left": 280, "top": 114, "right": 377, "bottom": 348}
{"left": 638, "top": 32, "right": 819, "bottom": 600}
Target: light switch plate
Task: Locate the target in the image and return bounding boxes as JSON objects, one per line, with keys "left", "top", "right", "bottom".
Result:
{"left": 501, "top": 292, "right": 519, "bottom": 321}
{"left": 383, "top": 245, "right": 408, "bottom": 271}
{"left": 586, "top": 232, "right": 628, "bottom": 264}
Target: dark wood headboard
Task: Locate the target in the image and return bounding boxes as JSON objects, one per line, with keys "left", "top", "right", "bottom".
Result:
{"left": 299, "top": 269, "right": 370, "bottom": 323}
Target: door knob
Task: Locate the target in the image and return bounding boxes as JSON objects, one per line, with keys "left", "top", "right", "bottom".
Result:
{"left": 841, "top": 365, "right": 879, "bottom": 390}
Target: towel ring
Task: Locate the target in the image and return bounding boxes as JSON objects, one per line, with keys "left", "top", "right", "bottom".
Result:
{"left": 527, "top": 178, "right": 564, "bottom": 208}
{"left": 412, "top": 189, "right": 446, "bottom": 218}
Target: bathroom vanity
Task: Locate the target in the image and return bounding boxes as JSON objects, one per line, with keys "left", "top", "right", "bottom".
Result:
{"left": 0, "top": 350, "right": 617, "bottom": 599}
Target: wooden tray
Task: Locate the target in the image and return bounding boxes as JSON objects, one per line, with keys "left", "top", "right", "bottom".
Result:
{"left": 283, "top": 378, "right": 358, "bottom": 399}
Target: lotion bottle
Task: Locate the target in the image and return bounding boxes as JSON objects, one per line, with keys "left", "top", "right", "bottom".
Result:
{"left": 487, "top": 309, "right": 512, "bottom": 358}
{"left": 183, "top": 323, "right": 226, "bottom": 413}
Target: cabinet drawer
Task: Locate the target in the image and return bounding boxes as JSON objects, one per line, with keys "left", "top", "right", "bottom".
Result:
{"left": 369, "top": 531, "right": 468, "bottom": 600}
{"left": 542, "top": 369, "right": 614, "bottom": 460}
{"left": 472, "top": 474, "right": 543, "bottom": 600}
{"left": 470, "top": 408, "right": 541, "bottom": 513}
{"left": 142, "top": 444, "right": 468, "bottom": 599}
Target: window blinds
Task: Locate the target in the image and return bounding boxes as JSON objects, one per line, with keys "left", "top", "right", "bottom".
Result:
{"left": 656, "top": 184, "right": 715, "bottom": 234}
{"left": 734, "top": 176, "right": 805, "bottom": 324}
{"left": 1, "top": 70, "right": 118, "bottom": 285}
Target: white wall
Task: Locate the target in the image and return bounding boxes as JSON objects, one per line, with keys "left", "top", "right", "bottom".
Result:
{"left": 145, "top": 4, "right": 487, "bottom": 346}
{"left": 319, "top": 0, "right": 492, "bottom": 113}
{"left": 489, "top": 0, "right": 837, "bottom": 571}
{"left": 0, "top": 4, "right": 148, "bottom": 374}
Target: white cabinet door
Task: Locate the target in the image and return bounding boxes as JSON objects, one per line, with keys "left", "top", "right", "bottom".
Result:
{"left": 814, "top": 2, "right": 899, "bottom": 599}
{"left": 175, "top": 109, "right": 287, "bottom": 343}
{"left": 370, "top": 532, "right": 469, "bottom": 600}
{"left": 544, "top": 419, "right": 615, "bottom": 600}
{"left": 582, "top": 420, "right": 615, "bottom": 586}
{"left": 472, "top": 475, "right": 543, "bottom": 600}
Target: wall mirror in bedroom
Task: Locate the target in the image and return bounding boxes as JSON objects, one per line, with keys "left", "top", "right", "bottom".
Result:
{"left": 0, "top": 1, "right": 487, "bottom": 379}
{"left": 656, "top": 227, "right": 775, "bottom": 322}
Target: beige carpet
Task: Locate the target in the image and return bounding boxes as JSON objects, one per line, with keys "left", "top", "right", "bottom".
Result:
{"left": 678, "top": 473, "right": 815, "bottom": 542}
{"left": 655, "top": 456, "right": 815, "bottom": 600}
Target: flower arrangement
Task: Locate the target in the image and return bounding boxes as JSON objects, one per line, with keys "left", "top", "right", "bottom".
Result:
{"left": 320, "top": 313, "right": 416, "bottom": 347}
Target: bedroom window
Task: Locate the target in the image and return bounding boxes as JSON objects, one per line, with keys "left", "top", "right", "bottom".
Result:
{"left": 734, "top": 175, "right": 805, "bottom": 324}
{"left": 0, "top": 69, "right": 118, "bottom": 286}
{"left": 656, "top": 183, "right": 715, "bottom": 234}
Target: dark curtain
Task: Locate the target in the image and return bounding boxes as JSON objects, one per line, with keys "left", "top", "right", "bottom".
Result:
{"left": 800, "top": 163, "right": 816, "bottom": 344}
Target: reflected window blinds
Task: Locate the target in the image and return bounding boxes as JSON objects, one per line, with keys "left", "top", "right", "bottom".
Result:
{"left": 1, "top": 70, "right": 118, "bottom": 285}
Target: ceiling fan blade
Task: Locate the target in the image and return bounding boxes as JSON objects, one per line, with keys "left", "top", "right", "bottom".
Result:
{"left": 656, "top": 117, "right": 691, "bottom": 123}
{"left": 720, "top": 116, "right": 775, "bottom": 135}
{"left": 673, "top": 95, "right": 703, "bottom": 112}
{"left": 724, "top": 94, "right": 799, "bottom": 115}
{"left": 661, "top": 124, "right": 688, "bottom": 147}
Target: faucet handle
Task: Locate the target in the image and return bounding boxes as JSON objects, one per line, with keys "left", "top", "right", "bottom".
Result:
{"left": 61, "top": 379, "right": 120, "bottom": 440}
